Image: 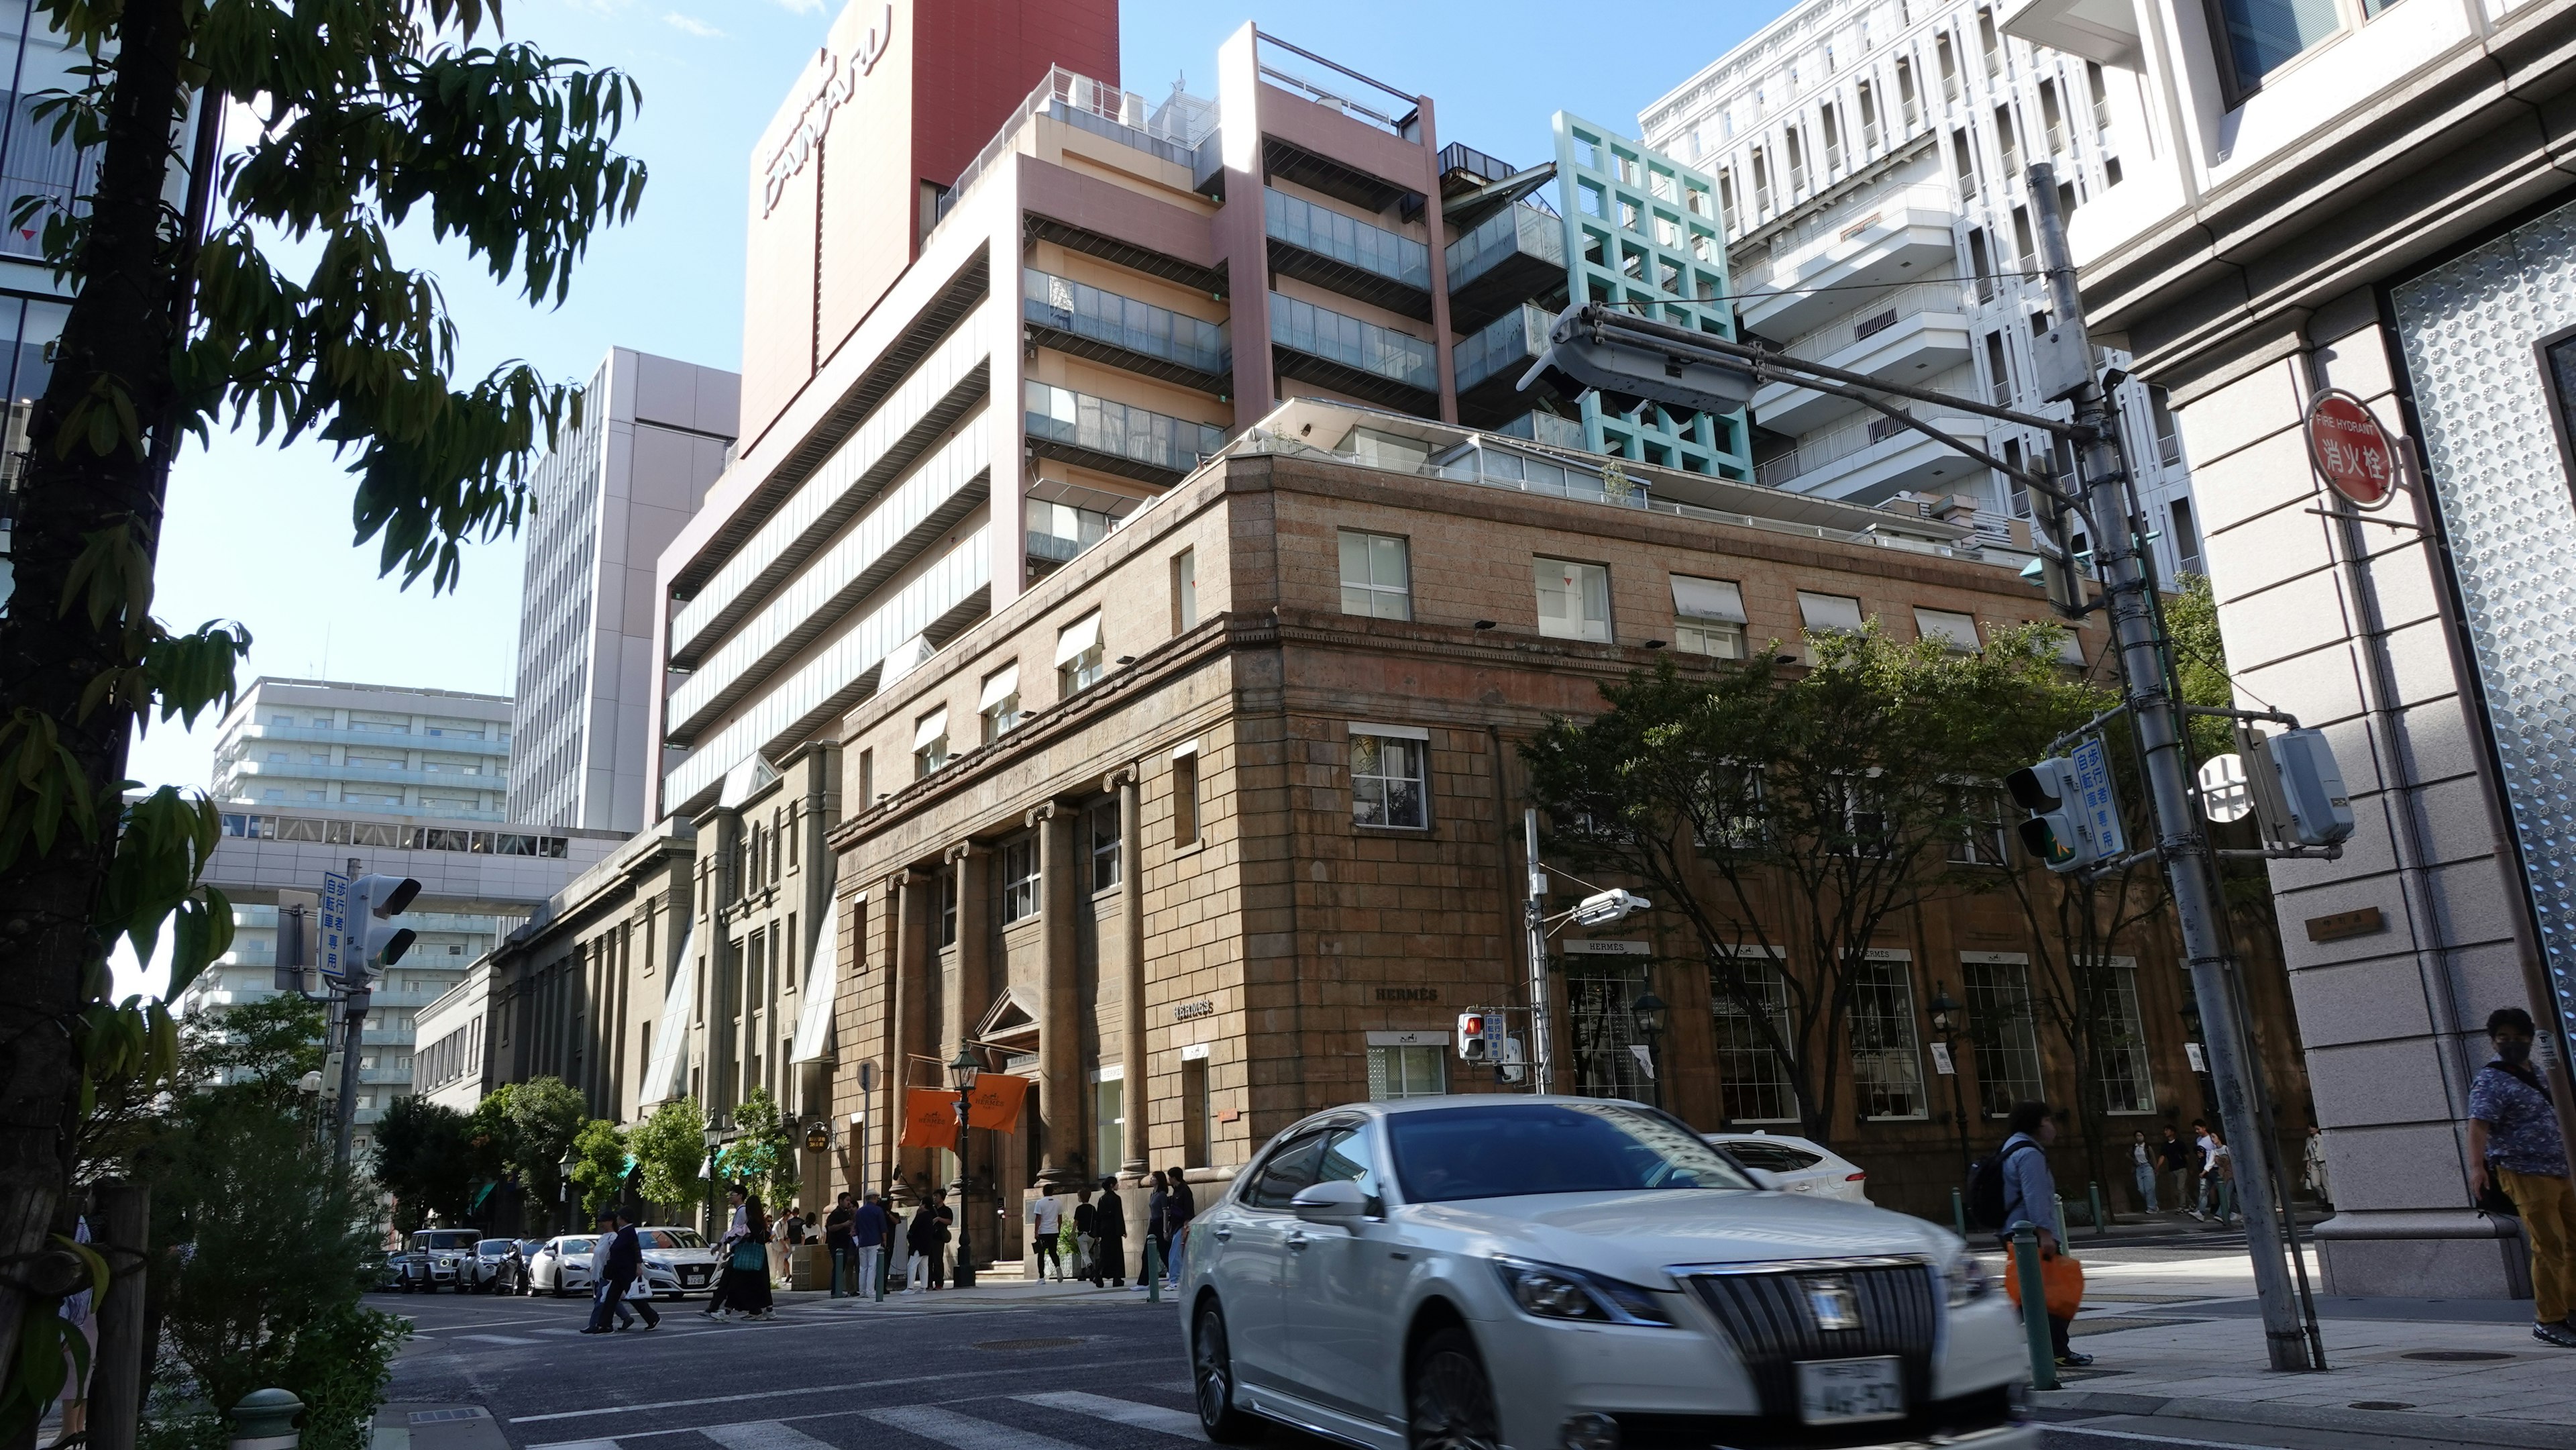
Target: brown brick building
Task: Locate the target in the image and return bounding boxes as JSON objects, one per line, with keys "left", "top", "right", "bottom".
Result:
{"left": 822, "top": 398, "right": 2312, "bottom": 1263}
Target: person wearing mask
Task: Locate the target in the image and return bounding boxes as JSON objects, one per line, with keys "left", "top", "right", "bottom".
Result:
{"left": 1031, "top": 1192, "right": 1065, "bottom": 1282}
{"left": 1998, "top": 1100, "right": 2092, "bottom": 1369}
{"left": 1093, "top": 1175, "right": 1128, "bottom": 1289}
{"left": 2157, "top": 1126, "right": 2193, "bottom": 1215}
{"left": 2130, "top": 1131, "right": 2158, "bottom": 1214}
{"left": 854, "top": 1190, "right": 891, "bottom": 1298}
{"left": 824, "top": 1192, "right": 857, "bottom": 1298}
{"left": 1165, "top": 1166, "right": 1195, "bottom": 1286}
{"left": 2469, "top": 1006, "right": 2576, "bottom": 1347}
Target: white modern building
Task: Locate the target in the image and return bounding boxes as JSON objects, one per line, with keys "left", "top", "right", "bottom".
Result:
{"left": 209, "top": 677, "right": 515, "bottom": 821}
{"left": 506, "top": 348, "right": 740, "bottom": 835}
{"left": 1641, "top": 0, "right": 2204, "bottom": 579}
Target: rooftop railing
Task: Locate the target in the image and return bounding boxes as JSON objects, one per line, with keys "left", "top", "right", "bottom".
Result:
{"left": 1024, "top": 381, "right": 1226, "bottom": 475}
{"left": 928, "top": 67, "right": 1218, "bottom": 239}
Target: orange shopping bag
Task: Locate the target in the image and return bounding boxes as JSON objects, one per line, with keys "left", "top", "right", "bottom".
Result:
{"left": 2002, "top": 1245, "right": 2085, "bottom": 1319}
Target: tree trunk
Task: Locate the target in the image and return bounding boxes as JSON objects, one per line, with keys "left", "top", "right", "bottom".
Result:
{"left": 0, "top": 0, "right": 189, "bottom": 1381}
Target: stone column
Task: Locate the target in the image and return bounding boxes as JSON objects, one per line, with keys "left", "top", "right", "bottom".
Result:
{"left": 946, "top": 840, "right": 989, "bottom": 1064}
{"left": 1030, "top": 802, "right": 1079, "bottom": 1190}
{"left": 886, "top": 868, "right": 928, "bottom": 1203}
{"left": 1115, "top": 766, "right": 1148, "bottom": 1180}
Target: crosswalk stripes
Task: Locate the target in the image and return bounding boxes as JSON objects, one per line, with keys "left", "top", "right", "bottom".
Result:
{"left": 451, "top": 1333, "right": 544, "bottom": 1345}
{"left": 700, "top": 1422, "right": 840, "bottom": 1450}
{"left": 1013, "top": 1392, "right": 1200, "bottom": 1438}
{"left": 864, "top": 1406, "right": 1088, "bottom": 1450}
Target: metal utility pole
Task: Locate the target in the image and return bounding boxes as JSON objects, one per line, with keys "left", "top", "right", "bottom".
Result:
{"left": 2027, "top": 164, "right": 2310, "bottom": 1371}
{"left": 1522, "top": 809, "right": 1556, "bottom": 1095}
{"left": 331, "top": 985, "right": 371, "bottom": 1171}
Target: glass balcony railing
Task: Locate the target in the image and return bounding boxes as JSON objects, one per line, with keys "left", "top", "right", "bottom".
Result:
{"left": 1027, "top": 499, "right": 1118, "bottom": 565}
{"left": 1452, "top": 304, "right": 1551, "bottom": 394}
{"left": 1265, "top": 188, "right": 1429, "bottom": 290}
{"left": 1024, "top": 268, "right": 1229, "bottom": 376}
{"left": 1023, "top": 381, "right": 1224, "bottom": 476}
{"left": 1268, "top": 293, "right": 1437, "bottom": 391}
{"left": 1497, "top": 411, "right": 1586, "bottom": 450}
{"left": 1444, "top": 203, "right": 1566, "bottom": 294}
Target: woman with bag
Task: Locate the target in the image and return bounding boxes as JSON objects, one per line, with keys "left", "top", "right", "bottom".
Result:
{"left": 1996, "top": 1100, "right": 2092, "bottom": 1369}
{"left": 708, "top": 1184, "right": 776, "bottom": 1321}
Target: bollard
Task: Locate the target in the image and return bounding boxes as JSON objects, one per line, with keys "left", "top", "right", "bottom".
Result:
{"left": 2089, "top": 1182, "right": 2109, "bottom": 1239}
{"left": 1145, "top": 1237, "right": 1163, "bottom": 1304}
{"left": 1950, "top": 1187, "right": 1967, "bottom": 1241}
{"left": 876, "top": 1245, "right": 888, "bottom": 1301}
{"left": 2054, "top": 1193, "right": 2069, "bottom": 1233}
{"left": 2010, "top": 1228, "right": 2058, "bottom": 1392}
{"left": 227, "top": 1389, "right": 304, "bottom": 1450}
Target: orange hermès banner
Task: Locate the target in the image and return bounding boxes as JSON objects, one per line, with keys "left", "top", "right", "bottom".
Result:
{"left": 899, "top": 1089, "right": 960, "bottom": 1149}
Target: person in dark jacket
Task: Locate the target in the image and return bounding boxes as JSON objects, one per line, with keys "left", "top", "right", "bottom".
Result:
{"left": 1071, "top": 1189, "right": 1098, "bottom": 1283}
{"left": 606, "top": 1209, "right": 659, "bottom": 1330}
{"left": 855, "top": 1190, "right": 890, "bottom": 1297}
{"left": 824, "top": 1192, "right": 856, "bottom": 1298}
{"left": 906, "top": 1192, "right": 950, "bottom": 1292}
{"left": 1164, "top": 1166, "right": 1195, "bottom": 1285}
{"left": 1998, "top": 1100, "right": 2090, "bottom": 1368}
{"left": 582, "top": 1210, "right": 625, "bottom": 1333}
{"left": 1146, "top": 1172, "right": 1171, "bottom": 1287}
{"left": 1093, "top": 1176, "right": 1128, "bottom": 1288}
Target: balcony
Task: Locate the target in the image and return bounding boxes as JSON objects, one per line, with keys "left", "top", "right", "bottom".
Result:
{"left": 1268, "top": 293, "right": 1438, "bottom": 412}
{"left": 1750, "top": 280, "right": 1975, "bottom": 435}
{"left": 1024, "top": 382, "right": 1225, "bottom": 482}
{"left": 1452, "top": 305, "right": 1551, "bottom": 428}
{"left": 1022, "top": 268, "right": 1228, "bottom": 391}
{"left": 231, "top": 722, "right": 508, "bottom": 755}
{"left": 1026, "top": 499, "right": 1118, "bottom": 570}
{"left": 1754, "top": 407, "right": 1993, "bottom": 501}
{"left": 1738, "top": 183, "right": 1959, "bottom": 339}
{"left": 1444, "top": 204, "right": 1566, "bottom": 332}
{"left": 1496, "top": 411, "right": 1585, "bottom": 451}
{"left": 1265, "top": 188, "right": 1433, "bottom": 320}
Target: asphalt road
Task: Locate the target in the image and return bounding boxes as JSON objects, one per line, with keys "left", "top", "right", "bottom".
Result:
{"left": 375, "top": 1288, "right": 2483, "bottom": 1450}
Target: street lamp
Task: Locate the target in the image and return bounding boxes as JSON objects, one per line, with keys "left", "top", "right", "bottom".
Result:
{"left": 702, "top": 1126, "right": 725, "bottom": 1239}
{"left": 950, "top": 1046, "right": 981, "bottom": 1289}
{"left": 1628, "top": 990, "right": 1668, "bottom": 1109}
{"left": 557, "top": 1149, "right": 579, "bottom": 1234}
{"left": 1928, "top": 983, "right": 1973, "bottom": 1172}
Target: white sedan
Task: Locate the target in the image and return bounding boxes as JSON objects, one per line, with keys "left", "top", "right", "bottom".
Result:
{"left": 1705, "top": 1131, "right": 1874, "bottom": 1204}
{"left": 1180, "top": 1096, "right": 2031, "bottom": 1450}
{"left": 525, "top": 1235, "right": 598, "bottom": 1297}
{"left": 633, "top": 1226, "right": 722, "bottom": 1298}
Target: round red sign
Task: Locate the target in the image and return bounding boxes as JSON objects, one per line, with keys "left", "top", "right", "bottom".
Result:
{"left": 2304, "top": 389, "right": 2399, "bottom": 509}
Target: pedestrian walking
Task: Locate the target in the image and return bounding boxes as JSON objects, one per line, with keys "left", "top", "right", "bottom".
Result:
{"left": 1031, "top": 1192, "right": 1065, "bottom": 1282}
{"left": 1072, "top": 1188, "right": 1097, "bottom": 1283}
{"left": 2467, "top": 1006, "right": 2576, "bottom": 1348}
{"left": 855, "top": 1190, "right": 890, "bottom": 1297}
{"left": 602, "top": 1209, "right": 659, "bottom": 1331}
{"left": 1145, "top": 1172, "right": 1171, "bottom": 1290}
{"left": 2205, "top": 1132, "right": 2237, "bottom": 1228}
{"left": 1165, "top": 1166, "right": 1195, "bottom": 1286}
{"left": 2130, "top": 1131, "right": 2158, "bottom": 1213}
{"left": 2157, "top": 1126, "right": 2193, "bottom": 1214}
{"left": 905, "top": 1193, "right": 949, "bottom": 1292}
{"left": 1996, "top": 1100, "right": 2092, "bottom": 1368}
{"left": 2301, "top": 1126, "right": 2333, "bottom": 1212}
{"left": 2192, "top": 1120, "right": 2220, "bottom": 1219}
{"left": 824, "top": 1192, "right": 857, "bottom": 1297}
{"left": 583, "top": 1210, "right": 624, "bottom": 1333}
{"left": 1093, "top": 1175, "right": 1128, "bottom": 1288}
{"left": 706, "top": 1184, "right": 776, "bottom": 1321}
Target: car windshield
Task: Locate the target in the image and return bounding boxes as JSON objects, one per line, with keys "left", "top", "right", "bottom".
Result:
{"left": 1387, "top": 1102, "right": 1756, "bottom": 1202}
{"left": 639, "top": 1229, "right": 704, "bottom": 1249}
{"left": 478, "top": 1241, "right": 513, "bottom": 1257}
{"left": 519, "top": 1240, "right": 547, "bottom": 1255}
{"left": 561, "top": 1238, "right": 595, "bottom": 1255}
{"left": 415, "top": 1232, "right": 478, "bottom": 1249}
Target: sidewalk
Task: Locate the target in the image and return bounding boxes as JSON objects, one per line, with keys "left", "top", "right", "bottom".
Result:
{"left": 2011, "top": 1241, "right": 2576, "bottom": 1449}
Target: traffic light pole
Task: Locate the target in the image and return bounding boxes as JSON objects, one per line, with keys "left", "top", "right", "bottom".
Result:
{"left": 1523, "top": 809, "right": 1556, "bottom": 1096}
{"left": 331, "top": 986, "right": 370, "bottom": 1172}
{"left": 2027, "top": 166, "right": 2314, "bottom": 1372}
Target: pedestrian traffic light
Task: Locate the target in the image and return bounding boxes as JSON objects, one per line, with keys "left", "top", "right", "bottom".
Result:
{"left": 2005, "top": 740, "right": 2125, "bottom": 873}
{"left": 2020, "top": 482, "right": 2086, "bottom": 619}
{"left": 1456, "top": 1012, "right": 1491, "bottom": 1063}
{"left": 346, "top": 874, "right": 421, "bottom": 984}
{"left": 2242, "top": 727, "right": 2355, "bottom": 848}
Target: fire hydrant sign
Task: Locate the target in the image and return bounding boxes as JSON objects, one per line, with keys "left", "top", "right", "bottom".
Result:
{"left": 2304, "top": 389, "right": 2399, "bottom": 510}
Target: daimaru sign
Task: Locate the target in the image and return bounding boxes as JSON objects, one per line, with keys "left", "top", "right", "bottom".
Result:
{"left": 760, "top": 3, "right": 893, "bottom": 217}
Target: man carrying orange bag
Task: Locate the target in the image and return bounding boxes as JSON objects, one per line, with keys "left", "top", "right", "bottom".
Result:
{"left": 1996, "top": 1100, "right": 2092, "bottom": 1367}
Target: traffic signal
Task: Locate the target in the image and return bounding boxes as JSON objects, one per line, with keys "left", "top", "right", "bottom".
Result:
{"left": 2019, "top": 482, "right": 2086, "bottom": 618}
{"left": 1456, "top": 1012, "right": 1491, "bottom": 1063}
{"left": 2244, "top": 728, "right": 2355, "bottom": 847}
{"left": 2005, "top": 741, "right": 2125, "bottom": 873}
{"left": 1515, "top": 306, "right": 1757, "bottom": 426}
{"left": 345, "top": 874, "right": 422, "bottom": 985}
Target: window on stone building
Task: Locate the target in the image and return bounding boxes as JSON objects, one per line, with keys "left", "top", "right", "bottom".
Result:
{"left": 1915, "top": 607, "right": 1980, "bottom": 652}
{"left": 1001, "top": 836, "right": 1038, "bottom": 924}
{"left": 1350, "top": 728, "right": 1428, "bottom": 829}
{"left": 938, "top": 869, "right": 958, "bottom": 948}
{"left": 2096, "top": 958, "right": 2158, "bottom": 1113}
{"left": 858, "top": 749, "right": 874, "bottom": 806}
{"left": 1711, "top": 953, "right": 1799, "bottom": 1122}
{"left": 1092, "top": 1072, "right": 1124, "bottom": 1178}
{"left": 1056, "top": 612, "right": 1105, "bottom": 696}
{"left": 1962, "top": 956, "right": 2045, "bottom": 1116}
{"left": 1795, "top": 592, "right": 1865, "bottom": 656}
{"left": 979, "top": 664, "right": 1022, "bottom": 743}
{"left": 1947, "top": 786, "right": 2011, "bottom": 865}
{"left": 1338, "top": 529, "right": 1412, "bottom": 620}
{"left": 1171, "top": 747, "right": 1202, "bottom": 847}
{"left": 1173, "top": 548, "right": 1198, "bottom": 630}
{"left": 914, "top": 708, "right": 950, "bottom": 779}
{"left": 2210, "top": 0, "right": 2349, "bottom": 100}
{"left": 1367, "top": 1045, "right": 1448, "bottom": 1100}
{"left": 1088, "top": 799, "right": 1121, "bottom": 890}
{"left": 1848, "top": 957, "right": 1928, "bottom": 1118}
{"left": 1535, "top": 558, "right": 1612, "bottom": 641}
{"left": 1671, "top": 575, "right": 1747, "bottom": 659}
{"left": 1181, "top": 1053, "right": 1212, "bottom": 1168}
{"left": 1566, "top": 962, "right": 1652, "bottom": 1100}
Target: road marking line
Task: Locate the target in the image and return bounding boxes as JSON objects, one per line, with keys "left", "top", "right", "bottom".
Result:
{"left": 2051, "top": 1421, "right": 2341, "bottom": 1450}
{"left": 451, "top": 1334, "right": 544, "bottom": 1346}
{"left": 1015, "top": 1392, "right": 1199, "bottom": 1438}
{"left": 700, "top": 1424, "right": 839, "bottom": 1450}
{"left": 865, "top": 1406, "right": 1084, "bottom": 1450}
{"left": 531, "top": 1441, "right": 621, "bottom": 1450}
{"left": 510, "top": 1369, "right": 1023, "bottom": 1423}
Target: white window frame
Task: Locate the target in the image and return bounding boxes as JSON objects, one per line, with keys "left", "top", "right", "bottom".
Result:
{"left": 1349, "top": 724, "right": 1430, "bottom": 830}
{"left": 1671, "top": 574, "right": 1748, "bottom": 660}
{"left": 1056, "top": 612, "right": 1105, "bottom": 697}
{"left": 1536, "top": 557, "right": 1613, "bottom": 642}
{"left": 1915, "top": 607, "right": 1980, "bottom": 652}
{"left": 1000, "top": 835, "right": 1038, "bottom": 924}
{"left": 912, "top": 707, "right": 950, "bottom": 778}
{"left": 979, "top": 664, "right": 1022, "bottom": 743}
{"left": 1338, "top": 529, "right": 1413, "bottom": 621}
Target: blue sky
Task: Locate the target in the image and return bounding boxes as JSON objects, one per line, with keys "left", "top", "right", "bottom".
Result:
{"left": 128, "top": 0, "right": 1792, "bottom": 796}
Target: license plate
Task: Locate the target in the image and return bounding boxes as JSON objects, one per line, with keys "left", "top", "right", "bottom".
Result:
{"left": 682, "top": 1270, "right": 706, "bottom": 1283}
{"left": 1795, "top": 1357, "right": 1904, "bottom": 1425}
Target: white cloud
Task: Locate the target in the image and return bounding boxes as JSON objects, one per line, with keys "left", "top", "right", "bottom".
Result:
{"left": 664, "top": 11, "right": 723, "bottom": 36}
{"left": 771, "top": 0, "right": 824, "bottom": 13}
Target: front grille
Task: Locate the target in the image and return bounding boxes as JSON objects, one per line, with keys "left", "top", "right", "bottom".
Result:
{"left": 1684, "top": 1262, "right": 1941, "bottom": 1420}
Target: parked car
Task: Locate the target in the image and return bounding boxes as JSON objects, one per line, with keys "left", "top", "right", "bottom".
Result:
{"left": 388, "top": 1229, "right": 482, "bottom": 1293}
{"left": 1705, "top": 1131, "right": 1874, "bottom": 1204}
{"left": 464, "top": 1237, "right": 529, "bottom": 1294}
{"left": 633, "top": 1226, "right": 721, "bottom": 1298}
{"left": 525, "top": 1235, "right": 600, "bottom": 1297}
{"left": 1180, "top": 1097, "right": 2029, "bottom": 1450}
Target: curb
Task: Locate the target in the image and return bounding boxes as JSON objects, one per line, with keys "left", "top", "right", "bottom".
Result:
{"left": 2035, "top": 1389, "right": 2576, "bottom": 1450}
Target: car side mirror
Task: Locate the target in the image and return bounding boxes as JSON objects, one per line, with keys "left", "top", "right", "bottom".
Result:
{"left": 1745, "top": 1168, "right": 1783, "bottom": 1192}
{"left": 1291, "top": 1178, "right": 1368, "bottom": 1223}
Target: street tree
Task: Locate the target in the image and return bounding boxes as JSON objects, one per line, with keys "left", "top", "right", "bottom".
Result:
{"left": 372, "top": 1096, "right": 476, "bottom": 1231}
{"left": 1523, "top": 626, "right": 2088, "bottom": 1146}
{"left": 728, "top": 1086, "right": 799, "bottom": 1212}
{"left": 568, "top": 1117, "right": 630, "bottom": 1218}
{"left": 469, "top": 1076, "right": 586, "bottom": 1207}
{"left": 631, "top": 1096, "right": 706, "bottom": 1214}
{"left": 0, "top": 0, "right": 645, "bottom": 1386}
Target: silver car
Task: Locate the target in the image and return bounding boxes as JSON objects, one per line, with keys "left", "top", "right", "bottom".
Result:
{"left": 525, "top": 1235, "right": 599, "bottom": 1297}
{"left": 633, "top": 1226, "right": 721, "bottom": 1297}
{"left": 1179, "top": 1096, "right": 2032, "bottom": 1450}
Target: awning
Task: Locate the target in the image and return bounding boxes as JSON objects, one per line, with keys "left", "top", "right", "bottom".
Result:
{"left": 1670, "top": 575, "right": 1748, "bottom": 625}
{"left": 913, "top": 708, "right": 949, "bottom": 750}
{"left": 1053, "top": 611, "right": 1102, "bottom": 666}
{"left": 789, "top": 894, "right": 841, "bottom": 1065}
{"left": 635, "top": 927, "right": 697, "bottom": 1107}
{"left": 1796, "top": 591, "right": 1866, "bottom": 633}
{"left": 1914, "top": 608, "right": 1980, "bottom": 651}
{"left": 978, "top": 664, "right": 1020, "bottom": 711}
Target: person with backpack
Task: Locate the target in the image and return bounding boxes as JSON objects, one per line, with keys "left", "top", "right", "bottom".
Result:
{"left": 1970, "top": 1100, "right": 2090, "bottom": 1368}
{"left": 2468, "top": 1006, "right": 2576, "bottom": 1347}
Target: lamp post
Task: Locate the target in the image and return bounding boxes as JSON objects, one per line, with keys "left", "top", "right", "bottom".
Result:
{"left": 1929, "top": 984, "right": 1973, "bottom": 1172}
{"left": 702, "top": 1127, "right": 725, "bottom": 1239}
{"left": 556, "top": 1150, "right": 578, "bottom": 1235}
{"left": 949, "top": 1047, "right": 981, "bottom": 1289}
{"left": 1628, "top": 990, "right": 1668, "bottom": 1109}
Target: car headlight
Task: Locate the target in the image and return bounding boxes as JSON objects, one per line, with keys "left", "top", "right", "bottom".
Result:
{"left": 1945, "top": 1245, "right": 1992, "bottom": 1307}
{"left": 1492, "top": 1256, "right": 1676, "bottom": 1327}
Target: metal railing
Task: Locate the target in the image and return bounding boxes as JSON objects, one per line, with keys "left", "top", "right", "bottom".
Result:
{"left": 1452, "top": 304, "right": 1550, "bottom": 393}
{"left": 1444, "top": 203, "right": 1564, "bottom": 293}
{"left": 1752, "top": 405, "right": 1982, "bottom": 490}
{"left": 1752, "top": 182, "right": 1955, "bottom": 290}
{"left": 928, "top": 67, "right": 1219, "bottom": 238}
{"left": 1497, "top": 411, "right": 1585, "bottom": 450}
{"left": 1268, "top": 293, "right": 1436, "bottom": 390}
{"left": 1023, "top": 381, "right": 1225, "bottom": 474}
{"left": 1024, "top": 268, "right": 1228, "bottom": 375}
{"left": 1265, "top": 187, "right": 1429, "bottom": 289}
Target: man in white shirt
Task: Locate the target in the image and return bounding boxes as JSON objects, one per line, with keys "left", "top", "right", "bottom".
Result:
{"left": 2194, "top": 1124, "right": 2221, "bottom": 1220}
{"left": 1031, "top": 1194, "right": 1065, "bottom": 1281}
